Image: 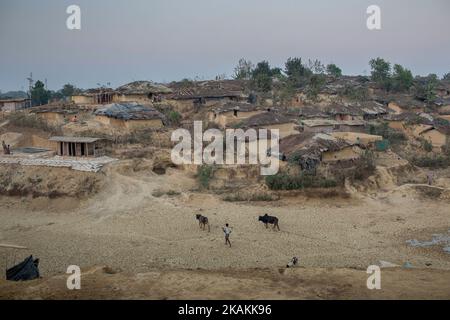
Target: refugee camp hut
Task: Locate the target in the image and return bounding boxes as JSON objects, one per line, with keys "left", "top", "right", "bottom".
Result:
{"left": 49, "top": 136, "right": 107, "bottom": 157}
{"left": 279, "top": 133, "right": 363, "bottom": 171}
{"left": 278, "top": 132, "right": 316, "bottom": 162}
{"left": 114, "top": 81, "right": 172, "bottom": 103}
{"left": 386, "top": 96, "right": 426, "bottom": 114}
{"left": 94, "top": 102, "right": 165, "bottom": 130}
{"left": 208, "top": 102, "right": 264, "bottom": 128}
{"left": 412, "top": 124, "right": 449, "bottom": 150}
{"left": 239, "top": 112, "right": 299, "bottom": 139}
{"left": 326, "top": 104, "right": 362, "bottom": 121}
{"left": 71, "top": 88, "right": 115, "bottom": 105}
{"left": 297, "top": 106, "right": 329, "bottom": 119}
{"left": 301, "top": 119, "right": 366, "bottom": 134}
{"left": 357, "top": 101, "right": 389, "bottom": 120}
{"left": 331, "top": 132, "right": 383, "bottom": 148}
{"left": 166, "top": 80, "right": 247, "bottom": 110}
{"left": 0, "top": 98, "right": 31, "bottom": 112}
{"left": 384, "top": 112, "right": 432, "bottom": 133}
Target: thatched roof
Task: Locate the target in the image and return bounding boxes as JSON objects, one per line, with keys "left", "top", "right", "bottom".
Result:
{"left": 278, "top": 133, "right": 316, "bottom": 156}
{"left": 211, "top": 102, "right": 262, "bottom": 115}
{"left": 384, "top": 112, "right": 433, "bottom": 125}
{"left": 74, "top": 88, "right": 115, "bottom": 97}
{"left": 116, "top": 81, "right": 172, "bottom": 95}
{"left": 240, "top": 112, "right": 295, "bottom": 127}
{"left": 375, "top": 94, "right": 426, "bottom": 109}
{"left": 301, "top": 119, "right": 365, "bottom": 127}
{"left": 50, "top": 136, "right": 102, "bottom": 143}
{"left": 95, "top": 103, "right": 165, "bottom": 121}
{"left": 296, "top": 106, "right": 329, "bottom": 118}
{"left": 279, "top": 133, "right": 352, "bottom": 162}
{"left": 312, "top": 75, "right": 370, "bottom": 95}
{"left": 0, "top": 98, "right": 30, "bottom": 103}
{"left": 295, "top": 102, "right": 387, "bottom": 119}
{"left": 167, "top": 79, "right": 246, "bottom": 100}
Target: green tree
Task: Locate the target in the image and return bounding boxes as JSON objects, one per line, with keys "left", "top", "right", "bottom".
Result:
{"left": 31, "top": 80, "right": 51, "bottom": 106}
{"left": 391, "top": 64, "right": 414, "bottom": 92}
{"left": 60, "top": 83, "right": 78, "bottom": 97}
{"left": 233, "top": 58, "right": 254, "bottom": 80}
{"left": 306, "top": 74, "right": 326, "bottom": 101}
{"left": 443, "top": 72, "right": 450, "bottom": 81}
{"left": 308, "top": 59, "right": 325, "bottom": 74}
{"left": 252, "top": 61, "right": 272, "bottom": 77}
{"left": 284, "top": 57, "right": 311, "bottom": 87}
{"left": 369, "top": 57, "right": 392, "bottom": 90}
{"left": 252, "top": 61, "right": 273, "bottom": 92}
{"left": 414, "top": 74, "right": 438, "bottom": 103}
{"left": 326, "top": 64, "right": 342, "bottom": 77}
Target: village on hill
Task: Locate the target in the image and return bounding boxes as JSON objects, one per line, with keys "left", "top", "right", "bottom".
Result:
{"left": 1, "top": 58, "right": 450, "bottom": 183}
{"left": 1, "top": 58, "right": 450, "bottom": 299}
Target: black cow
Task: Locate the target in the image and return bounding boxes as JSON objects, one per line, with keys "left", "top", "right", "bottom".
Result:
{"left": 196, "top": 214, "right": 210, "bottom": 232}
{"left": 258, "top": 214, "right": 280, "bottom": 231}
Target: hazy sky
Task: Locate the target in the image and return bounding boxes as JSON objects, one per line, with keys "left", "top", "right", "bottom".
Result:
{"left": 0, "top": 0, "right": 449, "bottom": 91}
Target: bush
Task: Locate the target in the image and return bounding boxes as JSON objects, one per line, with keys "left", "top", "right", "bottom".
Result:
{"left": 352, "top": 150, "right": 376, "bottom": 180}
{"left": 339, "top": 85, "right": 369, "bottom": 101}
{"left": 152, "top": 189, "right": 181, "bottom": 197}
{"left": 118, "top": 129, "right": 153, "bottom": 145}
{"left": 197, "top": 165, "right": 215, "bottom": 189}
{"left": 265, "top": 173, "right": 337, "bottom": 190}
{"left": 420, "top": 138, "right": 433, "bottom": 152}
{"left": 223, "top": 193, "right": 279, "bottom": 202}
{"left": 411, "top": 155, "right": 450, "bottom": 168}
{"left": 8, "top": 112, "right": 58, "bottom": 132}
{"left": 167, "top": 111, "right": 182, "bottom": 125}
{"left": 442, "top": 140, "right": 450, "bottom": 157}
{"left": 367, "top": 123, "right": 406, "bottom": 146}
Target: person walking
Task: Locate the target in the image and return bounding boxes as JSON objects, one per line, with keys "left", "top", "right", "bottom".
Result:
{"left": 427, "top": 171, "right": 434, "bottom": 186}
{"left": 222, "top": 223, "right": 232, "bottom": 248}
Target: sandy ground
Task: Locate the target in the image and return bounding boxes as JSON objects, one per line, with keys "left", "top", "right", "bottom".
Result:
{"left": 0, "top": 161, "right": 449, "bottom": 299}
{"left": 1, "top": 266, "right": 449, "bottom": 300}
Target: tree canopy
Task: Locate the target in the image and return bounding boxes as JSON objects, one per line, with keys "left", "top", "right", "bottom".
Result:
{"left": 391, "top": 64, "right": 414, "bottom": 92}
{"left": 284, "top": 57, "right": 312, "bottom": 88}
{"left": 414, "top": 74, "right": 438, "bottom": 103}
{"left": 369, "top": 57, "right": 391, "bottom": 90}
{"left": 31, "top": 80, "right": 51, "bottom": 106}
{"left": 251, "top": 61, "right": 276, "bottom": 92}
{"left": 233, "top": 58, "right": 254, "bottom": 80}
{"left": 326, "top": 64, "right": 342, "bottom": 77}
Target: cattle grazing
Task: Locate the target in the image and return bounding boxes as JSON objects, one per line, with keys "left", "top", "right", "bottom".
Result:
{"left": 258, "top": 214, "right": 280, "bottom": 231}
{"left": 196, "top": 214, "right": 210, "bottom": 232}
